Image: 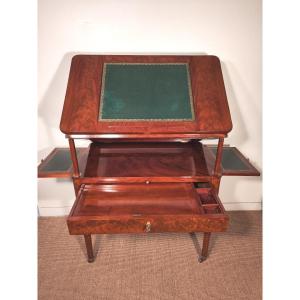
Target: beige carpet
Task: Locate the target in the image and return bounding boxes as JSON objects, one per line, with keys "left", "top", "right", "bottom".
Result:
{"left": 38, "top": 211, "right": 262, "bottom": 300}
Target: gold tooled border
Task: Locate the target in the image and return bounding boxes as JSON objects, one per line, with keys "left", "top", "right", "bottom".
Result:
{"left": 98, "top": 63, "right": 195, "bottom": 122}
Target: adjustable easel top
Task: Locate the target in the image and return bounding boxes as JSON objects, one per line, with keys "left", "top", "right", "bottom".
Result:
{"left": 60, "top": 55, "right": 232, "bottom": 139}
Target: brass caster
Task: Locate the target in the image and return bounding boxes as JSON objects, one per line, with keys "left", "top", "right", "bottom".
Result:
{"left": 198, "top": 256, "right": 207, "bottom": 263}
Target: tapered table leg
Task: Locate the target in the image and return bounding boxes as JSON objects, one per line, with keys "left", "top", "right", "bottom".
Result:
{"left": 199, "top": 232, "right": 211, "bottom": 263}
{"left": 84, "top": 234, "right": 94, "bottom": 263}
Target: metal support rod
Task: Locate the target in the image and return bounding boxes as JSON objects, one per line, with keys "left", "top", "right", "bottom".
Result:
{"left": 68, "top": 138, "right": 80, "bottom": 177}
{"left": 213, "top": 137, "right": 224, "bottom": 176}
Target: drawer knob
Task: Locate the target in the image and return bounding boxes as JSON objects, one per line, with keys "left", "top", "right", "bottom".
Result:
{"left": 145, "top": 221, "right": 151, "bottom": 232}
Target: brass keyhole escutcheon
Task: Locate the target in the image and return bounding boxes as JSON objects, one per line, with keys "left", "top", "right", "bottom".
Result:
{"left": 145, "top": 221, "right": 151, "bottom": 232}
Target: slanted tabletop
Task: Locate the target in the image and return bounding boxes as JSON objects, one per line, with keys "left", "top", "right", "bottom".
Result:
{"left": 60, "top": 55, "right": 232, "bottom": 138}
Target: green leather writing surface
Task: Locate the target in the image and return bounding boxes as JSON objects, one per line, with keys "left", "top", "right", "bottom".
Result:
{"left": 99, "top": 63, "right": 194, "bottom": 121}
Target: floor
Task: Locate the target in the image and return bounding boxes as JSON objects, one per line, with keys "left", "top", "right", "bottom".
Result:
{"left": 38, "top": 211, "right": 262, "bottom": 300}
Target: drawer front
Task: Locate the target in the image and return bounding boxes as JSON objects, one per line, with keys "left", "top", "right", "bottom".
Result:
{"left": 67, "top": 214, "right": 228, "bottom": 235}
{"left": 67, "top": 183, "right": 229, "bottom": 235}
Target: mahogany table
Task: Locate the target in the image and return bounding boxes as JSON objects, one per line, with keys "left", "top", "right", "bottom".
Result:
{"left": 38, "top": 55, "right": 260, "bottom": 263}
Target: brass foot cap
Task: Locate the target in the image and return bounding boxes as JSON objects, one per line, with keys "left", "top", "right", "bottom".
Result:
{"left": 198, "top": 256, "right": 206, "bottom": 263}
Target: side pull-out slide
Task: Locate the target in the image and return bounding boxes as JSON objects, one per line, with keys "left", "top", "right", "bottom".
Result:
{"left": 38, "top": 144, "right": 260, "bottom": 179}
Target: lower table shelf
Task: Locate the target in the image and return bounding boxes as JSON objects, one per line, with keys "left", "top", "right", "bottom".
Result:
{"left": 83, "top": 142, "right": 210, "bottom": 180}
{"left": 67, "top": 183, "right": 228, "bottom": 235}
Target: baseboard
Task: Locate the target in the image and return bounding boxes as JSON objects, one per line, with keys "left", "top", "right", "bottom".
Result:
{"left": 223, "top": 202, "right": 262, "bottom": 211}
{"left": 38, "top": 206, "right": 72, "bottom": 217}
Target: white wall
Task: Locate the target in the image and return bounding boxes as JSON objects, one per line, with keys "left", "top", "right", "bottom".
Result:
{"left": 38, "top": 0, "right": 262, "bottom": 216}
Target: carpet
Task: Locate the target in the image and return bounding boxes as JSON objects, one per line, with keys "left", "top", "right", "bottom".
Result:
{"left": 38, "top": 211, "right": 262, "bottom": 300}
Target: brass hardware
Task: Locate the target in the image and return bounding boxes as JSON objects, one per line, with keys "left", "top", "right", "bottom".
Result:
{"left": 145, "top": 221, "right": 151, "bottom": 232}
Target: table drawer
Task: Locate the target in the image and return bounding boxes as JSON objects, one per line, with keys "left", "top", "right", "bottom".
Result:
{"left": 67, "top": 183, "right": 229, "bottom": 235}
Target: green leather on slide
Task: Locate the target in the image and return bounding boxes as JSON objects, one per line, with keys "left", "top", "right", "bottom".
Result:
{"left": 99, "top": 63, "right": 194, "bottom": 121}
{"left": 211, "top": 148, "right": 249, "bottom": 171}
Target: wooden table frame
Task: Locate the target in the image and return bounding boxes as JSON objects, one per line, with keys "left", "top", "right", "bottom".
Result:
{"left": 67, "top": 137, "right": 225, "bottom": 263}
{"left": 46, "top": 54, "right": 260, "bottom": 264}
